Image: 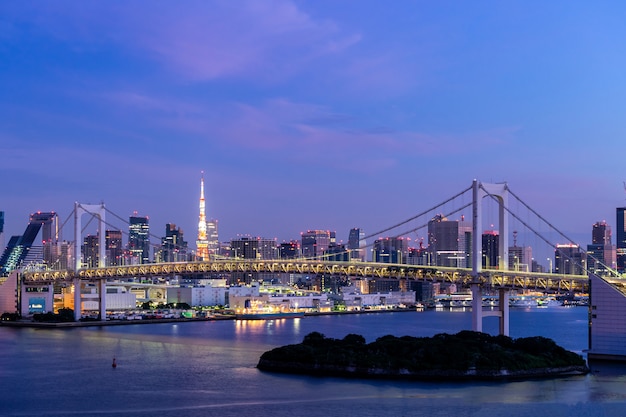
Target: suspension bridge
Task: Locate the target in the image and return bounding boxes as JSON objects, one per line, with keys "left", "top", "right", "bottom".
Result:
{"left": 1, "top": 180, "right": 619, "bottom": 337}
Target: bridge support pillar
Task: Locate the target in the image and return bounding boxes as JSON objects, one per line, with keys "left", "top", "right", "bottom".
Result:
{"left": 498, "top": 288, "right": 510, "bottom": 336}
{"left": 471, "top": 283, "right": 483, "bottom": 332}
{"left": 99, "top": 279, "right": 107, "bottom": 321}
{"left": 73, "top": 278, "right": 81, "bottom": 321}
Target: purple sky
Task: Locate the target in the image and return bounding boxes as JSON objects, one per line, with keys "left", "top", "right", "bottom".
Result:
{"left": 1, "top": 1, "right": 626, "bottom": 259}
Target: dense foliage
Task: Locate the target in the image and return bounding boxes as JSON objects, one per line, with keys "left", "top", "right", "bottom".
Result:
{"left": 32, "top": 308, "right": 75, "bottom": 323}
{"left": 258, "top": 330, "right": 586, "bottom": 378}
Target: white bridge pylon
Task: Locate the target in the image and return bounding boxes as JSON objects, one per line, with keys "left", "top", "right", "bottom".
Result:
{"left": 73, "top": 202, "right": 107, "bottom": 321}
{"left": 471, "top": 180, "right": 511, "bottom": 336}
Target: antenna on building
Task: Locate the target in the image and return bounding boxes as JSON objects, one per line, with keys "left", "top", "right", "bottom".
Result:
{"left": 513, "top": 230, "right": 518, "bottom": 247}
{"left": 623, "top": 181, "right": 626, "bottom": 198}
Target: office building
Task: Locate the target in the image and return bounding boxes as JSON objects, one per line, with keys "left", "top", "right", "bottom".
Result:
{"left": 555, "top": 244, "right": 586, "bottom": 275}
{"left": 482, "top": 230, "right": 499, "bottom": 268}
{"left": 82, "top": 234, "right": 100, "bottom": 268}
{"left": 617, "top": 208, "right": 626, "bottom": 272}
{"left": 348, "top": 227, "right": 366, "bottom": 261}
{"left": 160, "top": 224, "right": 188, "bottom": 263}
{"left": 373, "top": 237, "right": 408, "bottom": 264}
{"left": 231, "top": 236, "right": 277, "bottom": 260}
{"left": 301, "top": 230, "right": 333, "bottom": 259}
{"left": 588, "top": 221, "right": 615, "bottom": 274}
{"left": 0, "top": 211, "right": 4, "bottom": 253}
{"left": 128, "top": 214, "right": 150, "bottom": 264}
{"left": 279, "top": 241, "right": 299, "bottom": 259}
{"left": 105, "top": 230, "right": 123, "bottom": 266}
{"left": 325, "top": 243, "right": 349, "bottom": 262}
{"left": 207, "top": 219, "right": 219, "bottom": 255}
{"left": 0, "top": 211, "right": 59, "bottom": 274}
{"left": 427, "top": 214, "right": 472, "bottom": 267}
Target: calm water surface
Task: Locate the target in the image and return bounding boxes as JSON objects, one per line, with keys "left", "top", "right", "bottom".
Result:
{"left": 1, "top": 307, "right": 625, "bottom": 417}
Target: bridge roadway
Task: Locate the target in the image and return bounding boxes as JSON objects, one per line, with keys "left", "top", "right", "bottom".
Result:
{"left": 21, "top": 259, "right": 588, "bottom": 292}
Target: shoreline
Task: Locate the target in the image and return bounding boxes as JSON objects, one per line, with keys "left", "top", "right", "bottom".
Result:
{"left": 0, "top": 307, "right": 416, "bottom": 328}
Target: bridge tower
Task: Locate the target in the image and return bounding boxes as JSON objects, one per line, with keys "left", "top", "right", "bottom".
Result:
{"left": 470, "top": 180, "right": 511, "bottom": 335}
{"left": 73, "top": 202, "right": 107, "bottom": 321}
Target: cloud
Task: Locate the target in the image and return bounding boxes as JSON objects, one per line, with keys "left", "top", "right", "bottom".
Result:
{"left": 97, "top": 89, "right": 522, "bottom": 174}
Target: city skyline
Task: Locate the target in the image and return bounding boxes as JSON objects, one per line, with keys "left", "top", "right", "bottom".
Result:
{"left": 2, "top": 2, "right": 626, "bottom": 250}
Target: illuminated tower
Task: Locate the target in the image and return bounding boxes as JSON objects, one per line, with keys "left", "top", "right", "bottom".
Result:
{"left": 196, "top": 172, "right": 209, "bottom": 260}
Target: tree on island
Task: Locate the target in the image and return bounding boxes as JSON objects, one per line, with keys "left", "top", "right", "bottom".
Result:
{"left": 258, "top": 330, "right": 588, "bottom": 380}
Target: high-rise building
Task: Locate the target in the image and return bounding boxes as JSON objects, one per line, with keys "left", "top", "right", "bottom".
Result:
{"left": 508, "top": 245, "right": 533, "bottom": 272}
{"left": 555, "top": 244, "right": 586, "bottom": 275}
{"left": 0, "top": 211, "right": 4, "bottom": 253}
{"left": 30, "top": 211, "right": 60, "bottom": 266}
{"left": 196, "top": 173, "right": 210, "bottom": 260}
{"left": 82, "top": 234, "right": 100, "bottom": 268}
{"left": 593, "top": 221, "right": 611, "bottom": 245}
{"left": 373, "top": 237, "right": 408, "bottom": 264}
{"left": 616, "top": 208, "right": 626, "bottom": 272}
{"left": 427, "top": 214, "right": 472, "bottom": 267}
{"left": 588, "top": 221, "right": 615, "bottom": 274}
{"left": 348, "top": 228, "right": 366, "bottom": 261}
{"left": 0, "top": 212, "right": 60, "bottom": 274}
{"left": 159, "top": 223, "right": 188, "bottom": 263}
{"left": 207, "top": 219, "right": 219, "bottom": 255}
{"left": 301, "top": 230, "right": 333, "bottom": 259}
{"left": 105, "top": 230, "right": 123, "bottom": 266}
{"left": 230, "top": 237, "right": 277, "bottom": 260}
{"left": 279, "top": 241, "right": 299, "bottom": 259}
{"left": 482, "top": 230, "right": 499, "bottom": 268}
{"left": 128, "top": 214, "right": 150, "bottom": 264}
{"left": 325, "top": 243, "right": 349, "bottom": 262}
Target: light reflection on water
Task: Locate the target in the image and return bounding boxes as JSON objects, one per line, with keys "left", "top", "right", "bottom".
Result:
{"left": 1, "top": 307, "right": 625, "bottom": 417}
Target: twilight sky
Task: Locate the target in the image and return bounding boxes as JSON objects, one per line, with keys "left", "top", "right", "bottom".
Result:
{"left": 1, "top": 1, "right": 626, "bottom": 257}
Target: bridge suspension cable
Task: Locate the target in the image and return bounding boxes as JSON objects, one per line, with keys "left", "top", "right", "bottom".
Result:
{"left": 362, "top": 184, "right": 472, "bottom": 242}
{"left": 103, "top": 207, "right": 188, "bottom": 251}
{"left": 485, "top": 184, "right": 618, "bottom": 278}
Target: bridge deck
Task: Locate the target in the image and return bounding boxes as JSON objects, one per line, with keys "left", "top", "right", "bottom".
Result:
{"left": 19, "top": 260, "right": 589, "bottom": 292}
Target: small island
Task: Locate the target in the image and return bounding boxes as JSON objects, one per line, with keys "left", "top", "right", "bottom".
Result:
{"left": 257, "top": 330, "right": 589, "bottom": 381}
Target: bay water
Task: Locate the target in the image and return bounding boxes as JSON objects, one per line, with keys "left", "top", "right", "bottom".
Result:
{"left": 2, "top": 307, "right": 626, "bottom": 417}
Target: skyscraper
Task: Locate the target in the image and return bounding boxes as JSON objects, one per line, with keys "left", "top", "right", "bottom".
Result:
{"left": 160, "top": 223, "right": 188, "bottom": 262}
{"left": 427, "top": 214, "right": 472, "bottom": 267}
{"left": 482, "top": 230, "right": 499, "bottom": 268}
{"left": 617, "top": 208, "right": 626, "bottom": 272}
{"left": 105, "top": 230, "right": 123, "bottom": 266}
{"left": 196, "top": 172, "right": 209, "bottom": 260}
{"left": 348, "top": 227, "right": 366, "bottom": 261}
{"left": 207, "top": 219, "right": 219, "bottom": 255}
{"left": 128, "top": 214, "right": 150, "bottom": 264}
{"left": 555, "top": 244, "right": 586, "bottom": 275}
{"left": 0, "top": 211, "right": 4, "bottom": 252}
{"left": 301, "top": 230, "right": 332, "bottom": 259}
{"left": 82, "top": 234, "right": 100, "bottom": 268}
{"left": 588, "top": 220, "right": 615, "bottom": 274}
{"left": 373, "top": 237, "right": 408, "bottom": 263}
{"left": 593, "top": 221, "right": 611, "bottom": 245}
{"left": 0, "top": 212, "right": 60, "bottom": 273}
{"left": 279, "top": 241, "right": 299, "bottom": 259}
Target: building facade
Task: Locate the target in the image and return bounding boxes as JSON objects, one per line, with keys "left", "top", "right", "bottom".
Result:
{"left": 427, "top": 214, "right": 472, "bottom": 267}
{"left": 301, "top": 230, "right": 333, "bottom": 259}
{"left": 160, "top": 223, "right": 188, "bottom": 263}
{"left": 348, "top": 227, "right": 366, "bottom": 261}
{"left": 555, "top": 244, "right": 586, "bottom": 275}
{"left": 105, "top": 230, "right": 123, "bottom": 266}
{"left": 617, "top": 208, "right": 626, "bottom": 272}
{"left": 128, "top": 215, "right": 150, "bottom": 264}
{"left": 373, "top": 237, "right": 408, "bottom": 264}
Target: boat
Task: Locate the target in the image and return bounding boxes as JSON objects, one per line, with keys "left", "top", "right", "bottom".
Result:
{"left": 236, "top": 311, "right": 304, "bottom": 320}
